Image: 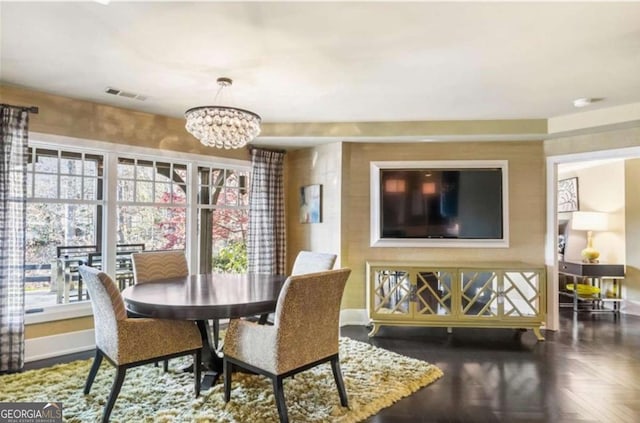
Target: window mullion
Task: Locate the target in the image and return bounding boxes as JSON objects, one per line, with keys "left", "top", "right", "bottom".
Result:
{"left": 103, "top": 152, "right": 118, "bottom": 276}
{"left": 187, "top": 162, "right": 199, "bottom": 273}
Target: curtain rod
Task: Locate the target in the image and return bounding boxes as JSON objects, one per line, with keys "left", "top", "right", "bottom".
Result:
{"left": 0, "top": 103, "right": 39, "bottom": 114}
{"left": 247, "top": 145, "right": 286, "bottom": 154}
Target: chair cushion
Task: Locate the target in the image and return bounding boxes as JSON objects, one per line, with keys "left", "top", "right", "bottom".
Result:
{"left": 224, "top": 319, "right": 278, "bottom": 373}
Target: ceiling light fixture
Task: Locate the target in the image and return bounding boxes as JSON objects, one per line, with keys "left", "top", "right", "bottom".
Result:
{"left": 573, "top": 98, "right": 593, "bottom": 108}
{"left": 185, "top": 77, "right": 261, "bottom": 149}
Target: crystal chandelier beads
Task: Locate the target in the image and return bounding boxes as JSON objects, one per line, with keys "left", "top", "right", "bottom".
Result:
{"left": 184, "top": 78, "right": 261, "bottom": 149}
{"left": 185, "top": 106, "right": 261, "bottom": 149}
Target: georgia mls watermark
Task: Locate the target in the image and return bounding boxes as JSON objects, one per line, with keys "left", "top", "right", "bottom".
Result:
{"left": 0, "top": 402, "right": 62, "bottom": 423}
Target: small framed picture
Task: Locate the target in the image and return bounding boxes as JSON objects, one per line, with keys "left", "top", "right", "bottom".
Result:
{"left": 300, "top": 184, "right": 322, "bottom": 223}
{"left": 558, "top": 177, "right": 579, "bottom": 212}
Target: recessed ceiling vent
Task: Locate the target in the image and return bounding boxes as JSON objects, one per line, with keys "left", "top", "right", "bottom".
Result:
{"left": 104, "top": 87, "right": 147, "bottom": 101}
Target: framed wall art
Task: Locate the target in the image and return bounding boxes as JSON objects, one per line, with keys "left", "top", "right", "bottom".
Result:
{"left": 299, "top": 184, "right": 322, "bottom": 223}
{"left": 558, "top": 177, "right": 579, "bottom": 212}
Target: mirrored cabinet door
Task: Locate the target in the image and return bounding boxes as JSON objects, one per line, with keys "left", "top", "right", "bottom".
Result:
{"left": 460, "top": 271, "right": 500, "bottom": 317}
{"left": 503, "top": 271, "right": 542, "bottom": 317}
{"left": 415, "top": 270, "right": 454, "bottom": 317}
{"left": 371, "top": 269, "right": 412, "bottom": 316}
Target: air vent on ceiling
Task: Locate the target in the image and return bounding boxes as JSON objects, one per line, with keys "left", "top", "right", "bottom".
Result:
{"left": 104, "top": 87, "right": 147, "bottom": 101}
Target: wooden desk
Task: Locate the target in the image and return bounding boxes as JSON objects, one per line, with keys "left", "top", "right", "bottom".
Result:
{"left": 558, "top": 260, "right": 625, "bottom": 314}
{"left": 121, "top": 273, "right": 287, "bottom": 389}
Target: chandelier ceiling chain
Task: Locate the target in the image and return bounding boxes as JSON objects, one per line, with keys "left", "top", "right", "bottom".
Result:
{"left": 213, "top": 77, "right": 231, "bottom": 102}
{"left": 185, "top": 77, "right": 261, "bottom": 149}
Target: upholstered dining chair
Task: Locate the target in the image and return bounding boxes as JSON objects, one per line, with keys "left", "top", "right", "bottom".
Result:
{"left": 131, "top": 250, "right": 220, "bottom": 357}
{"left": 290, "top": 250, "right": 337, "bottom": 275}
{"left": 224, "top": 268, "right": 351, "bottom": 423}
{"left": 79, "top": 265, "right": 202, "bottom": 423}
{"left": 130, "top": 250, "right": 189, "bottom": 284}
{"left": 256, "top": 250, "right": 337, "bottom": 325}
{"left": 130, "top": 250, "right": 214, "bottom": 369}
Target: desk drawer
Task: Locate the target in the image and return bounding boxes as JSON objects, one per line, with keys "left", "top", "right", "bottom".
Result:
{"left": 559, "top": 261, "right": 583, "bottom": 276}
{"left": 559, "top": 261, "right": 625, "bottom": 277}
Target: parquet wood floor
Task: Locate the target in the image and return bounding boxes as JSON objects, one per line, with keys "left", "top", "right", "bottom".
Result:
{"left": 25, "top": 309, "right": 640, "bottom": 422}
{"left": 344, "top": 310, "right": 640, "bottom": 423}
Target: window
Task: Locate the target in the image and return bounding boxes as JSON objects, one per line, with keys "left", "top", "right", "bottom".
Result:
{"left": 24, "top": 137, "right": 251, "bottom": 319}
{"left": 25, "top": 148, "right": 104, "bottom": 311}
{"left": 197, "top": 166, "right": 250, "bottom": 273}
{"left": 116, "top": 158, "right": 188, "bottom": 250}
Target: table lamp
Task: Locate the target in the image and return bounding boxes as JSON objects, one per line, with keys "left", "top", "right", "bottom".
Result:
{"left": 571, "top": 211, "right": 609, "bottom": 263}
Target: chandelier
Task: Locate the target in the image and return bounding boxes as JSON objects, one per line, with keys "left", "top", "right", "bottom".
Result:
{"left": 185, "top": 77, "right": 261, "bottom": 149}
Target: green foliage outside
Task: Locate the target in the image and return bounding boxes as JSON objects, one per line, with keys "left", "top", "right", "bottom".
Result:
{"left": 212, "top": 242, "right": 247, "bottom": 274}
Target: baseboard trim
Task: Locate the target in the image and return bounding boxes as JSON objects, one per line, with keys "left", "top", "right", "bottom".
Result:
{"left": 340, "top": 308, "right": 368, "bottom": 326}
{"left": 25, "top": 329, "right": 95, "bottom": 363}
{"left": 622, "top": 300, "right": 640, "bottom": 316}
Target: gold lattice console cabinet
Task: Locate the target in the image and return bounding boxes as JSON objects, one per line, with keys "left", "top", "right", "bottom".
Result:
{"left": 366, "top": 261, "right": 546, "bottom": 341}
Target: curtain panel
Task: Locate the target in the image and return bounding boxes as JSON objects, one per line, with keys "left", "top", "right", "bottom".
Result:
{"left": 0, "top": 106, "right": 28, "bottom": 372}
{"left": 247, "top": 148, "right": 286, "bottom": 275}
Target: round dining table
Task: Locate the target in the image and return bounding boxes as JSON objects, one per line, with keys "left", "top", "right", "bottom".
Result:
{"left": 121, "top": 273, "right": 287, "bottom": 389}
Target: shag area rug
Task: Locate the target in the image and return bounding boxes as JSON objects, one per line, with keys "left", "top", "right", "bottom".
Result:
{"left": 0, "top": 337, "right": 442, "bottom": 422}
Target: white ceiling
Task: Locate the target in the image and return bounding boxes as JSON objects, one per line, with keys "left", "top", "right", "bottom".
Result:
{"left": 2, "top": 1, "right": 640, "bottom": 127}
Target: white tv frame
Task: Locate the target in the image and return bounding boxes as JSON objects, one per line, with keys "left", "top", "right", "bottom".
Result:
{"left": 370, "top": 160, "right": 509, "bottom": 248}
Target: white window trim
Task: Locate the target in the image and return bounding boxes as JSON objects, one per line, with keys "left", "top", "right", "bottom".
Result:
{"left": 30, "top": 132, "right": 251, "bottom": 169}
{"left": 26, "top": 132, "right": 250, "bottom": 324}
{"left": 25, "top": 302, "right": 93, "bottom": 325}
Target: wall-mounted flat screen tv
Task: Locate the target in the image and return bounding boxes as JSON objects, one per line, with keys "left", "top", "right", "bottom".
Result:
{"left": 380, "top": 168, "right": 503, "bottom": 240}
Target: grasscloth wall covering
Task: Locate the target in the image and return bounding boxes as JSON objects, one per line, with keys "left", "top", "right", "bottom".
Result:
{"left": 0, "top": 85, "right": 248, "bottom": 161}
{"left": 286, "top": 141, "right": 547, "bottom": 310}
{"left": 340, "top": 141, "right": 546, "bottom": 309}
{"left": 285, "top": 143, "right": 343, "bottom": 272}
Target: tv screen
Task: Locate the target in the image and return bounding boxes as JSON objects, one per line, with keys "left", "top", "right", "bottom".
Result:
{"left": 380, "top": 168, "right": 503, "bottom": 239}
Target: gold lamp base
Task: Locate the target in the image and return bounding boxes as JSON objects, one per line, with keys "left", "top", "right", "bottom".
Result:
{"left": 581, "top": 230, "right": 600, "bottom": 263}
{"left": 581, "top": 247, "right": 600, "bottom": 263}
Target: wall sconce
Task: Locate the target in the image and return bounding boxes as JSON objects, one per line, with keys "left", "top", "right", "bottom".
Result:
{"left": 384, "top": 179, "right": 406, "bottom": 193}
{"left": 571, "top": 211, "right": 609, "bottom": 262}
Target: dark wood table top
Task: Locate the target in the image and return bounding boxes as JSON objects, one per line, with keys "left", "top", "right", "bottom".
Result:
{"left": 122, "top": 273, "right": 287, "bottom": 320}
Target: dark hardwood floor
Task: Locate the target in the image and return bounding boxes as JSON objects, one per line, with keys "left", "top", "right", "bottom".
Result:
{"left": 347, "top": 310, "right": 640, "bottom": 423}
{"left": 25, "top": 310, "right": 640, "bottom": 422}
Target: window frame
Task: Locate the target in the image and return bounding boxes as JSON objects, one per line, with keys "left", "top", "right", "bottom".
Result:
{"left": 196, "top": 165, "right": 251, "bottom": 273}
{"left": 25, "top": 132, "right": 250, "bottom": 324}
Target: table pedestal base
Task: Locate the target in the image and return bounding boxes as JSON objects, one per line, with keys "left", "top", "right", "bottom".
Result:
{"left": 196, "top": 319, "right": 223, "bottom": 390}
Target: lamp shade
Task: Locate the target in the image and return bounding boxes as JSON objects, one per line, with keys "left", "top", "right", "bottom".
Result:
{"left": 571, "top": 211, "right": 609, "bottom": 231}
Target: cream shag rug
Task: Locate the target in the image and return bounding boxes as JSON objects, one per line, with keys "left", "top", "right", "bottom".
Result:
{"left": 0, "top": 338, "right": 442, "bottom": 422}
